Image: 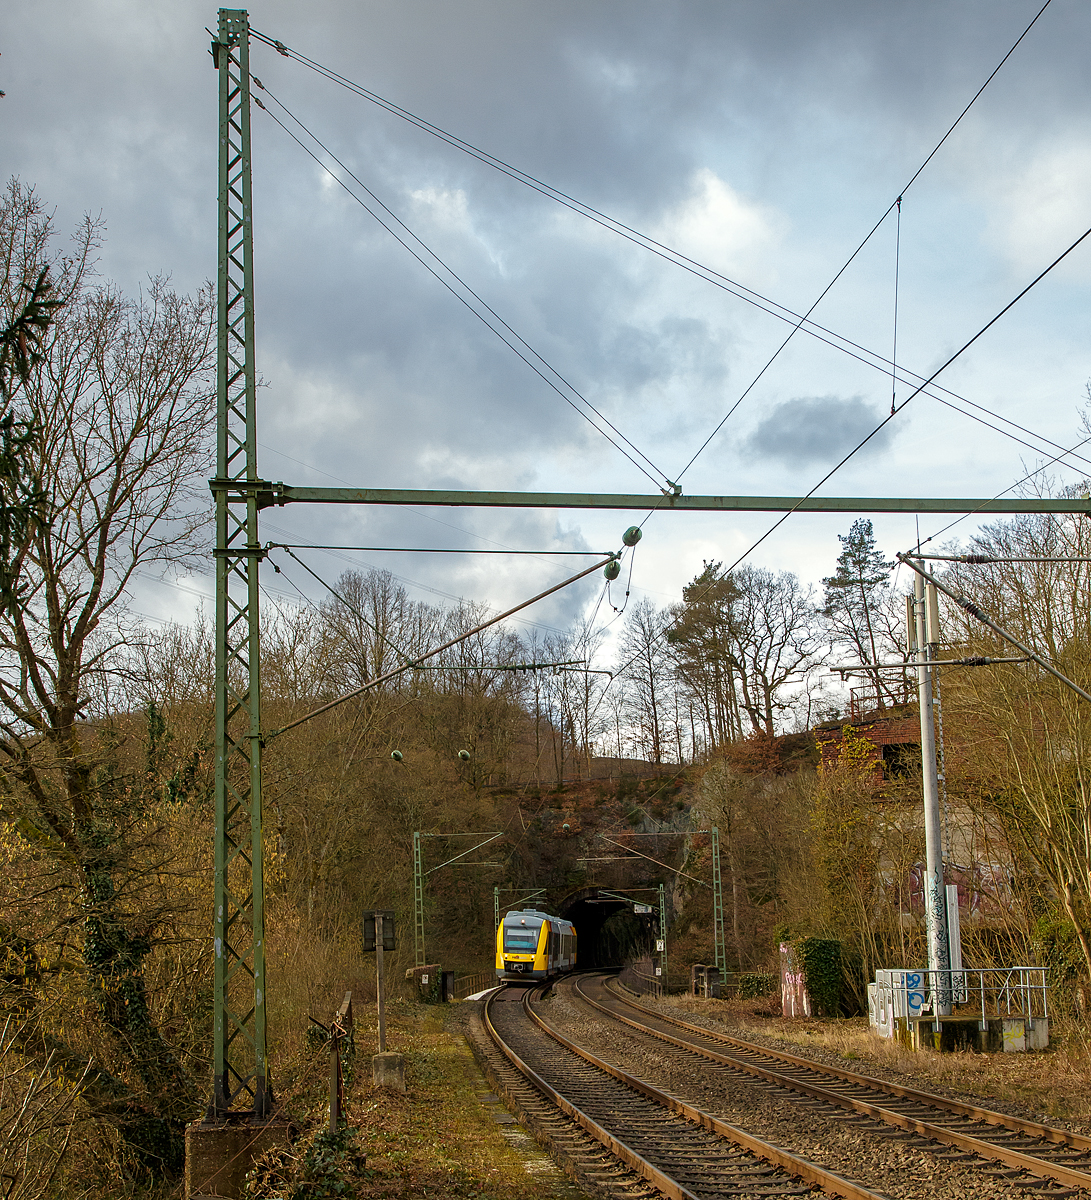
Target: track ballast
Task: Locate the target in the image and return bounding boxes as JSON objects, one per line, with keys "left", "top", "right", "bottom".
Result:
{"left": 479, "top": 978, "right": 888, "bottom": 1200}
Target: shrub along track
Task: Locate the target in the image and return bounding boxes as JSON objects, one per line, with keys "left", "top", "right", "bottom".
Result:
{"left": 469, "top": 979, "right": 889, "bottom": 1200}
{"left": 573, "top": 973, "right": 1091, "bottom": 1199}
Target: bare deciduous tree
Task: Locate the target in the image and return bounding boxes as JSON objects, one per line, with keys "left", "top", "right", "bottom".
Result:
{"left": 617, "top": 598, "right": 671, "bottom": 764}
{"left": 0, "top": 181, "right": 214, "bottom": 1176}
{"left": 728, "top": 566, "right": 822, "bottom": 736}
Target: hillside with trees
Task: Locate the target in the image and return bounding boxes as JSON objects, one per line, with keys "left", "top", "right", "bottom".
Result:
{"left": 2, "top": 179, "right": 1090, "bottom": 1196}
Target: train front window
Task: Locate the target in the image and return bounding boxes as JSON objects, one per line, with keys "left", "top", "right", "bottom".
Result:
{"left": 504, "top": 929, "right": 539, "bottom": 952}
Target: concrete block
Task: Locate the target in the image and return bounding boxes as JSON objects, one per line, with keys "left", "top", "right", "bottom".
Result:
{"left": 1026, "top": 1018, "right": 1049, "bottom": 1050}
{"left": 372, "top": 1051, "right": 406, "bottom": 1093}
{"left": 185, "top": 1118, "right": 295, "bottom": 1199}
{"left": 1002, "top": 1017, "right": 1026, "bottom": 1052}
{"left": 404, "top": 964, "right": 442, "bottom": 1003}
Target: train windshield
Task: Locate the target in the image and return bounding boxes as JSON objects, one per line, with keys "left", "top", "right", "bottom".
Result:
{"left": 503, "top": 927, "right": 540, "bottom": 952}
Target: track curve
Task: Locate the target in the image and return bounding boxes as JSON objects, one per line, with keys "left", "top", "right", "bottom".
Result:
{"left": 482, "top": 979, "right": 889, "bottom": 1200}
{"left": 574, "top": 973, "right": 1091, "bottom": 1197}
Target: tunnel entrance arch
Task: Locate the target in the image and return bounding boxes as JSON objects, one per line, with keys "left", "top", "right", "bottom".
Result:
{"left": 558, "top": 887, "right": 657, "bottom": 968}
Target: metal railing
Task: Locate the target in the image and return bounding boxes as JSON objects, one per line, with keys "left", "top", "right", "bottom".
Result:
{"left": 448, "top": 970, "right": 496, "bottom": 1000}
{"left": 872, "top": 966, "right": 1047, "bottom": 1032}
{"left": 622, "top": 956, "right": 664, "bottom": 998}
{"left": 847, "top": 683, "right": 914, "bottom": 722}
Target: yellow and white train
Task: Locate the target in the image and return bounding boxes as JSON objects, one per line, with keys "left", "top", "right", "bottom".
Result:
{"left": 495, "top": 908, "right": 577, "bottom": 982}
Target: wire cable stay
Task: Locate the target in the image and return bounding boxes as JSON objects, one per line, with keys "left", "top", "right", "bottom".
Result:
{"left": 269, "top": 542, "right": 608, "bottom": 556}
{"left": 271, "top": 545, "right": 419, "bottom": 668}
{"left": 913, "top": 431, "right": 1091, "bottom": 552}
{"left": 714, "top": 219, "right": 1091, "bottom": 577}
{"left": 608, "top": 217, "right": 1091, "bottom": 688}
{"left": 260, "top": 516, "right": 569, "bottom": 637}
{"left": 672, "top": 0, "right": 1055, "bottom": 482}
{"left": 253, "top": 83, "right": 671, "bottom": 492}
{"left": 265, "top": 551, "right": 618, "bottom": 740}
{"left": 258, "top": 442, "right": 615, "bottom": 574}
{"left": 250, "top": 21, "right": 1085, "bottom": 477}
{"left": 891, "top": 196, "right": 902, "bottom": 417}
{"left": 249, "top": 8, "right": 1054, "bottom": 455}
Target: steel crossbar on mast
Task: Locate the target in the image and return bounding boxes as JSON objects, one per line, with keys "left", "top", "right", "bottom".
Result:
{"left": 220, "top": 483, "right": 1091, "bottom": 516}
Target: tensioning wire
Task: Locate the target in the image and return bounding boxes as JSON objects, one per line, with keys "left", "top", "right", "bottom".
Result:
{"left": 891, "top": 197, "right": 902, "bottom": 416}
{"left": 261, "top": 519, "right": 571, "bottom": 638}
{"left": 253, "top": 84, "right": 670, "bottom": 492}
{"left": 602, "top": 0, "right": 1067, "bottom": 556}
{"left": 673, "top": 0, "right": 1055, "bottom": 482}
{"left": 268, "top": 550, "right": 618, "bottom": 738}
{"left": 249, "top": 13, "right": 1065, "bottom": 472}
{"left": 912, "top": 430, "right": 1091, "bottom": 553}
{"left": 257, "top": 440, "right": 615, "bottom": 569}
{"left": 713, "top": 220, "right": 1091, "bottom": 579}
{"left": 271, "top": 545, "right": 418, "bottom": 667}
{"left": 609, "top": 214, "right": 1091, "bottom": 687}
{"left": 269, "top": 543, "right": 608, "bottom": 555}
{"left": 249, "top": 26, "right": 1083, "bottom": 476}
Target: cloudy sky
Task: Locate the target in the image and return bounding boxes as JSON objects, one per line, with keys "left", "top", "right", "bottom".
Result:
{"left": 5, "top": 0, "right": 1091, "bottom": 641}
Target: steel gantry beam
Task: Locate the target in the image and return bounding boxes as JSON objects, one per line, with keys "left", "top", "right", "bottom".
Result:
{"left": 210, "top": 7, "right": 269, "bottom": 1118}
{"left": 234, "top": 483, "right": 1091, "bottom": 515}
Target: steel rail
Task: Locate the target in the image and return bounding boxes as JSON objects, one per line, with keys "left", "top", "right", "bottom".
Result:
{"left": 497, "top": 983, "right": 890, "bottom": 1200}
{"left": 585, "top": 976, "right": 1091, "bottom": 1191}
{"left": 483, "top": 986, "right": 700, "bottom": 1200}
{"left": 608, "top": 978, "right": 1091, "bottom": 1152}
{"left": 608, "top": 981, "right": 1091, "bottom": 1152}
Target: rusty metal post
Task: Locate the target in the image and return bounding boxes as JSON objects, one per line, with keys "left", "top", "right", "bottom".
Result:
{"left": 329, "top": 1029, "right": 342, "bottom": 1133}
{"left": 329, "top": 994, "right": 351, "bottom": 1133}
{"left": 375, "top": 911, "right": 387, "bottom": 1054}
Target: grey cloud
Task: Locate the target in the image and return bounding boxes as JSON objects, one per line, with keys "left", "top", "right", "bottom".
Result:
{"left": 4, "top": 0, "right": 1088, "bottom": 618}
{"left": 744, "top": 396, "right": 893, "bottom": 468}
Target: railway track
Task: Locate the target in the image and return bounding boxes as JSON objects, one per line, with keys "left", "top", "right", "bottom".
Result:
{"left": 479, "top": 980, "right": 889, "bottom": 1200}
{"left": 573, "top": 973, "right": 1091, "bottom": 1197}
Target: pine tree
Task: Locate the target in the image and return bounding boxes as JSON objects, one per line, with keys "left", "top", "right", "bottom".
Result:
{"left": 822, "top": 519, "right": 896, "bottom": 710}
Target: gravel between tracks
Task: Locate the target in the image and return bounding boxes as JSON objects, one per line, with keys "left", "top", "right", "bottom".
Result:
{"left": 543, "top": 977, "right": 1087, "bottom": 1200}
{"left": 637, "top": 992, "right": 1091, "bottom": 1138}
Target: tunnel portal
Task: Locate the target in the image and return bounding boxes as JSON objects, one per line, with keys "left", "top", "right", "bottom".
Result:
{"left": 559, "top": 888, "right": 656, "bottom": 968}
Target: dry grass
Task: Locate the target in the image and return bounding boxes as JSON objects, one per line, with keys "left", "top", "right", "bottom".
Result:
{"left": 252, "top": 998, "right": 566, "bottom": 1199}
{"left": 349, "top": 1001, "right": 555, "bottom": 1197}
{"left": 665, "top": 994, "right": 1091, "bottom": 1126}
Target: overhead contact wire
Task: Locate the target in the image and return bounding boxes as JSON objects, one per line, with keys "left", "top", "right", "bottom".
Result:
{"left": 718, "top": 220, "right": 1091, "bottom": 573}
{"left": 272, "top": 544, "right": 608, "bottom": 555}
{"left": 273, "top": 545, "right": 418, "bottom": 667}
{"left": 252, "top": 6, "right": 1064, "bottom": 472}
{"left": 675, "top": 0, "right": 1054, "bottom": 481}
{"left": 916, "top": 431, "right": 1091, "bottom": 550}
{"left": 267, "top": 552, "right": 617, "bottom": 739}
{"left": 891, "top": 197, "right": 902, "bottom": 416}
{"left": 610, "top": 218, "right": 1091, "bottom": 686}
{"left": 255, "top": 86, "right": 669, "bottom": 491}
